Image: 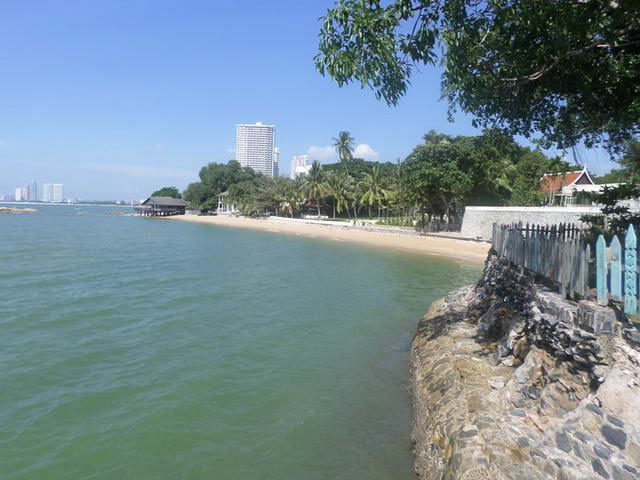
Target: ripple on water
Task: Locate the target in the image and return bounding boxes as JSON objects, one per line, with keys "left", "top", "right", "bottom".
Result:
{"left": 0, "top": 205, "right": 481, "bottom": 480}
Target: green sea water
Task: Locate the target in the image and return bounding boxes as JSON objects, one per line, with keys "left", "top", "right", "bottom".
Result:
{"left": 0, "top": 204, "right": 480, "bottom": 479}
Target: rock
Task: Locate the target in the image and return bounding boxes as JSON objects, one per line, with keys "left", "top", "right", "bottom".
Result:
{"left": 556, "top": 432, "right": 572, "bottom": 453}
{"left": 601, "top": 424, "right": 627, "bottom": 450}
{"left": 488, "top": 377, "right": 505, "bottom": 390}
{"left": 591, "top": 458, "right": 610, "bottom": 478}
{"left": 592, "top": 442, "right": 612, "bottom": 460}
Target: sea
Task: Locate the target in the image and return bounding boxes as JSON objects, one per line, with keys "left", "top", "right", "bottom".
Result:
{"left": 0, "top": 204, "right": 480, "bottom": 479}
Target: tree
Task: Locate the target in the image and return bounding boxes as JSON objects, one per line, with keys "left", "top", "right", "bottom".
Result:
{"left": 151, "top": 186, "right": 181, "bottom": 198}
{"left": 303, "top": 160, "right": 327, "bottom": 217}
{"left": 403, "top": 142, "right": 472, "bottom": 229}
{"left": 324, "top": 171, "right": 353, "bottom": 218}
{"left": 332, "top": 131, "right": 355, "bottom": 174}
{"left": 359, "top": 166, "right": 389, "bottom": 218}
{"left": 316, "top": 1, "right": 640, "bottom": 151}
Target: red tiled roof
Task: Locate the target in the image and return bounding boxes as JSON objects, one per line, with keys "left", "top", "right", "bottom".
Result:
{"left": 538, "top": 169, "right": 594, "bottom": 193}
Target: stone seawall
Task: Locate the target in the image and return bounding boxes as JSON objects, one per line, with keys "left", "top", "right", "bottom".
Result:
{"left": 410, "top": 254, "right": 640, "bottom": 479}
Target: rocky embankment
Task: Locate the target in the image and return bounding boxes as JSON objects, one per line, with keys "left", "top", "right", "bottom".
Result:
{"left": 0, "top": 207, "right": 37, "bottom": 214}
{"left": 410, "top": 253, "right": 640, "bottom": 479}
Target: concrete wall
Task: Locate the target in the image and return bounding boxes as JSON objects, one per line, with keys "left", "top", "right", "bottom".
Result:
{"left": 460, "top": 206, "right": 601, "bottom": 240}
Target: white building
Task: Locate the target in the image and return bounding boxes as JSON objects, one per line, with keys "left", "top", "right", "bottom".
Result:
{"left": 290, "top": 154, "right": 311, "bottom": 179}
{"left": 235, "top": 122, "right": 277, "bottom": 177}
{"left": 53, "top": 184, "right": 64, "bottom": 203}
{"left": 42, "top": 183, "right": 53, "bottom": 202}
{"left": 15, "top": 187, "right": 22, "bottom": 201}
{"left": 28, "top": 181, "right": 37, "bottom": 201}
{"left": 273, "top": 148, "right": 280, "bottom": 177}
{"left": 217, "top": 191, "right": 238, "bottom": 215}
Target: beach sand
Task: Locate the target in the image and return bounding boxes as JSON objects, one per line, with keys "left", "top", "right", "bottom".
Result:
{"left": 166, "top": 215, "right": 489, "bottom": 263}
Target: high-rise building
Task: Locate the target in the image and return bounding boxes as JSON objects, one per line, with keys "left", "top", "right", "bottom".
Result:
{"left": 15, "top": 187, "right": 22, "bottom": 201}
{"left": 42, "top": 184, "right": 53, "bottom": 202}
{"left": 20, "top": 185, "right": 29, "bottom": 202}
{"left": 273, "top": 148, "right": 280, "bottom": 177}
{"left": 290, "top": 154, "right": 311, "bottom": 179}
{"left": 53, "top": 184, "right": 64, "bottom": 203}
{"left": 28, "top": 181, "right": 37, "bottom": 201}
{"left": 235, "top": 122, "right": 276, "bottom": 177}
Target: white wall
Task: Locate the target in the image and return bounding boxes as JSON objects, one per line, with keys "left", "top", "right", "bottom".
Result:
{"left": 461, "top": 206, "right": 601, "bottom": 241}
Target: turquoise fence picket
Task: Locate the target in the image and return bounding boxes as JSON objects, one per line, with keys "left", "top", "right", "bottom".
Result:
{"left": 596, "top": 235, "right": 607, "bottom": 306}
{"left": 610, "top": 235, "right": 622, "bottom": 301}
{"left": 624, "top": 224, "right": 637, "bottom": 314}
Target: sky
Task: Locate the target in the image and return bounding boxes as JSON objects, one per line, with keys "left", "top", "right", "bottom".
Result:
{"left": 0, "top": 0, "right": 619, "bottom": 200}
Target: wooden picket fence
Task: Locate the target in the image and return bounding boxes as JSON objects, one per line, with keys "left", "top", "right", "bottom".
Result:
{"left": 595, "top": 224, "right": 638, "bottom": 314}
{"left": 492, "top": 222, "right": 640, "bottom": 314}
{"left": 491, "top": 222, "right": 590, "bottom": 298}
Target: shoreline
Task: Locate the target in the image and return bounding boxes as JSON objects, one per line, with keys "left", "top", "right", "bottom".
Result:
{"left": 164, "top": 215, "right": 489, "bottom": 263}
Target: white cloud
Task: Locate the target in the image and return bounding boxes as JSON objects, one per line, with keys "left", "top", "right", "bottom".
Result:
{"left": 306, "top": 145, "right": 337, "bottom": 162}
{"left": 305, "top": 143, "right": 380, "bottom": 163}
{"left": 353, "top": 143, "right": 380, "bottom": 161}
{"left": 226, "top": 146, "right": 236, "bottom": 155}
{"left": 151, "top": 143, "right": 166, "bottom": 152}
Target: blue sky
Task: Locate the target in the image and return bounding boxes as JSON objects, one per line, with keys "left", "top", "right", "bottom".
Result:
{"left": 0, "top": 0, "right": 617, "bottom": 200}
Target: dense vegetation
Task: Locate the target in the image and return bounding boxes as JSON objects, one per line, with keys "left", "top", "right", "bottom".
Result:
{"left": 170, "top": 130, "right": 574, "bottom": 228}
{"left": 315, "top": 0, "right": 640, "bottom": 152}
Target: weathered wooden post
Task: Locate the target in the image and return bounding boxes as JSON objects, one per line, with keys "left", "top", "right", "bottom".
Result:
{"left": 596, "top": 235, "right": 607, "bottom": 306}
{"left": 624, "top": 224, "right": 637, "bottom": 314}
{"left": 610, "top": 235, "right": 622, "bottom": 301}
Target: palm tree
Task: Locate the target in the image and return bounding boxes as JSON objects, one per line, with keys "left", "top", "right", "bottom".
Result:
{"left": 304, "top": 160, "right": 327, "bottom": 217}
{"left": 359, "top": 166, "right": 389, "bottom": 218}
{"left": 332, "top": 131, "right": 355, "bottom": 174}
{"left": 324, "top": 172, "right": 353, "bottom": 218}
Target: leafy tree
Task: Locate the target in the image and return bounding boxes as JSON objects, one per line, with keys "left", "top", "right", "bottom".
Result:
{"left": 616, "top": 138, "right": 640, "bottom": 182}
{"left": 359, "top": 165, "right": 389, "bottom": 218}
{"left": 324, "top": 171, "right": 353, "bottom": 218}
{"left": 303, "top": 160, "right": 328, "bottom": 217}
{"left": 403, "top": 142, "right": 472, "bottom": 228}
{"left": 580, "top": 185, "right": 640, "bottom": 238}
{"left": 151, "top": 186, "right": 181, "bottom": 198}
{"left": 316, "top": 1, "right": 640, "bottom": 151}
{"left": 595, "top": 169, "right": 629, "bottom": 185}
{"left": 332, "top": 131, "right": 355, "bottom": 174}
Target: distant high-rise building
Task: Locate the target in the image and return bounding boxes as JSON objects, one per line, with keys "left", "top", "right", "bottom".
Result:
{"left": 53, "top": 184, "right": 64, "bottom": 203}
{"left": 42, "top": 184, "right": 53, "bottom": 202}
{"left": 235, "top": 122, "right": 276, "bottom": 177}
{"left": 290, "top": 154, "right": 311, "bottom": 179}
{"left": 15, "top": 187, "right": 22, "bottom": 201}
{"left": 273, "top": 148, "right": 280, "bottom": 177}
{"left": 28, "top": 181, "right": 37, "bottom": 201}
{"left": 20, "top": 185, "right": 29, "bottom": 202}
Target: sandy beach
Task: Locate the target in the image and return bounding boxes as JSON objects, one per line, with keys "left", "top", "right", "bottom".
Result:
{"left": 166, "top": 215, "right": 489, "bottom": 263}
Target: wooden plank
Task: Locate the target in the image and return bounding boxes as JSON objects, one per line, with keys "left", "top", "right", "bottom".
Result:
{"left": 610, "top": 235, "right": 622, "bottom": 301}
{"left": 624, "top": 224, "right": 638, "bottom": 314}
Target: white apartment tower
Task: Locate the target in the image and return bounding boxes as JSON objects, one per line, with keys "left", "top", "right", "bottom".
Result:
{"left": 290, "top": 154, "right": 311, "bottom": 179}
{"left": 235, "top": 122, "right": 277, "bottom": 177}
{"left": 53, "top": 184, "right": 64, "bottom": 203}
{"left": 15, "top": 187, "right": 22, "bottom": 201}
{"left": 42, "top": 184, "right": 53, "bottom": 202}
{"left": 273, "top": 148, "right": 280, "bottom": 177}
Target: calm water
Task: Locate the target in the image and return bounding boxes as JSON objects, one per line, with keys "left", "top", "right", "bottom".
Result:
{"left": 0, "top": 204, "right": 480, "bottom": 479}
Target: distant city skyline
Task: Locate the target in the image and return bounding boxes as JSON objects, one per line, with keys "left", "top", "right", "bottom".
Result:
{"left": 0, "top": 2, "right": 618, "bottom": 200}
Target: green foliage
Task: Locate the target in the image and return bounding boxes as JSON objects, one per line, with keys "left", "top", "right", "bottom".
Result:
{"left": 183, "top": 160, "right": 261, "bottom": 208}
{"left": 151, "top": 186, "right": 181, "bottom": 199}
{"left": 403, "top": 141, "right": 472, "bottom": 225}
{"left": 580, "top": 184, "right": 640, "bottom": 238}
{"left": 332, "top": 131, "right": 355, "bottom": 174}
{"left": 316, "top": 1, "right": 640, "bottom": 151}
{"left": 303, "top": 161, "right": 328, "bottom": 216}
